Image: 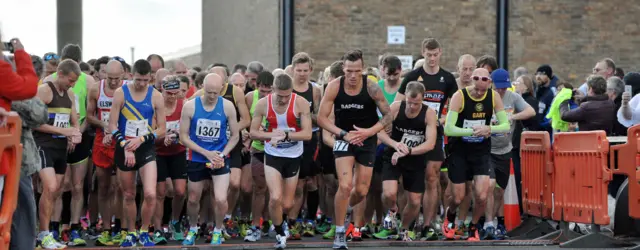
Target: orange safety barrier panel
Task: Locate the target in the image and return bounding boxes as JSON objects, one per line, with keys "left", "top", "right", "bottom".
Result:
{"left": 520, "top": 131, "right": 553, "bottom": 219}
{"left": 551, "top": 131, "right": 611, "bottom": 225}
{"left": 0, "top": 116, "right": 23, "bottom": 250}
{"left": 609, "top": 125, "right": 640, "bottom": 219}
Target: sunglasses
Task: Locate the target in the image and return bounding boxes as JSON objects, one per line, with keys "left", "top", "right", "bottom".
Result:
{"left": 111, "top": 56, "right": 125, "bottom": 62}
{"left": 472, "top": 76, "right": 491, "bottom": 82}
{"left": 44, "top": 53, "right": 59, "bottom": 61}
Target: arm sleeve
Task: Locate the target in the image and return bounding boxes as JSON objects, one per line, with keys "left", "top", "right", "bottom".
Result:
{"left": 490, "top": 110, "right": 510, "bottom": 133}
{"left": 444, "top": 110, "right": 473, "bottom": 136}
{"left": 0, "top": 50, "right": 38, "bottom": 101}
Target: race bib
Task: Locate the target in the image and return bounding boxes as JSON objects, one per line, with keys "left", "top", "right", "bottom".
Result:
{"left": 167, "top": 121, "right": 180, "bottom": 132}
{"left": 100, "top": 111, "right": 110, "bottom": 124}
{"left": 400, "top": 133, "right": 424, "bottom": 148}
{"left": 125, "top": 119, "right": 149, "bottom": 138}
{"left": 423, "top": 101, "right": 441, "bottom": 116}
{"left": 53, "top": 113, "right": 70, "bottom": 128}
{"left": 196, "top": 119, "right": 221, "bottom": 141}
{"left": 226, "top": 124, "right": 231, "bottom": 139}
{"left": 333, "top": 140, "right": 349, "bottom": 152}
{"left": 462, "top": 119, "right": 485, "bottom": 143}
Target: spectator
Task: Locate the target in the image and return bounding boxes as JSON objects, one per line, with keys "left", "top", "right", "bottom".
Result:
{"left": 560, "top": 75, "right": 615, "bottom": 134}
{"left": 535, "top": 64, "right": 556, "bottom": 134}
{"left": 1, "top": 35, "right": 41, "bottom": 250}
{"left": 607, "top": 77, "right": 626, "bottom": 136}
{"left": 513, "top": 66, "right": 528, "bottom": 80}
{"left": 511, "top": 74, "right": 539, "bottom": 214}
{"left": 579, "top": 58, "right": 615, "bottom": 95}
{"left": 617, "top": 72, "right": 640, "bottom": 127}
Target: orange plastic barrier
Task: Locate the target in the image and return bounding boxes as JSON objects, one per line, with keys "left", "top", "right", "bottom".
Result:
{"left": 520, "top": 131, "right": 553, "bottom": 219}
{"left": 0, "top": 116, "right": 23, "bottom": 250}
{"left": 609, "top": 125, "right": 640, "bottom": 219}
{"left": 551, "top": 131, "right": 611, "bottom": 225}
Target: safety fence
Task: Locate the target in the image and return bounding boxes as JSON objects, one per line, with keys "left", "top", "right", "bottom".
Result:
{"left": 0, "top": 116, "right": 23, "bottom": 250}
{"left": 509, "top": 127, "right": 640, "bottom": 248}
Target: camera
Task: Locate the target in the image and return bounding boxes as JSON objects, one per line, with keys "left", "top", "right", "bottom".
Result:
{"left": 2, "top": 41, "right": 14, "bottom": 53}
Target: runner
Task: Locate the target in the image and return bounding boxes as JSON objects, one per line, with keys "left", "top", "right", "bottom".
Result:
{"left": 152, "top": 75, "right": 188, "bottom": 245}
{"left": 249, "top": 73, "right": 313, "bottom": 250}
{"left": 179, "top": 73, "right": 240, "bottom": 246}
{"left": 290, "top": 52, "right": 323, "bottom": 239}
{"left": 394, "top": 38, "right": 457, "bottom": 240}
{"left": 379, "top": 81, "right": 437, "bottom": 241}
{"left": 34, "top": 59, "right": 83, "bottom": 249}
{"left": 244, "top": 71, "right": 275, "bottom": 242}
{"left": 483, "top": 69, "right": 535, "bottom": 240}
{"left": 442, "top": 68, "right": 509, "bottom": 241}
{"left": 108, "top": 59, "right": 166, "bottom": 247}
{"left": 86, "top": 60, "right": 126, "bottom": 246}
{"left": 371, "top": 55, "right": 403, "bottom": 240}
{"left": 317, "top": 49, "right": 392, "bottom": 249}
{"left": 318, "top": 61, "right": 344, "bottom": 240}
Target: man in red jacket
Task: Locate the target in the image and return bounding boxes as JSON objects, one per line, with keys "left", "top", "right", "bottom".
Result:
{"left": 0, "top": 37, "right": 39, "bottom": 176}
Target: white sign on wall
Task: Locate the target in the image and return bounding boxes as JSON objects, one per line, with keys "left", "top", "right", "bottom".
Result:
{"left": 387, "top": 26, "right": 405, "bottom": 45}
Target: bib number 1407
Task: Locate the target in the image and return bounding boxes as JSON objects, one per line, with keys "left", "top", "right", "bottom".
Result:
{"left": 333, "top": 140, "right": 349, "bottom": 152}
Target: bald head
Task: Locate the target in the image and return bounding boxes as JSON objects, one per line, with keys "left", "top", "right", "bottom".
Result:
{"left": 210, "top": 66, "right": 228, "bottom": 83}
{"left": 473, "top": 68, "right": 490, "bottom": 78}
{"left": 106, "top": 60, "right": 124, "bottom": 74}
{"left": 272, "top": 68, "right": 286, "bottom": 78}
{"left": 229, "top": 73, "right": 246, "bottom": 90}
{"left": 201, "top": 73, "right": 224, "bottom": 103}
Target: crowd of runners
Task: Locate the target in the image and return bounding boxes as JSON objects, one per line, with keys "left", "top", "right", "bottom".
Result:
{"left": 24, "top": 37, "right": 543, "bottom": 249}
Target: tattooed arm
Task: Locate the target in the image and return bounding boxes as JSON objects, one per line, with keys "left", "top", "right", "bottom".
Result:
{"left": 367, "top": 79, "right": 392, "bottom": 134}
{"left": 311, "top": 84, "right": 322, "bottom": 125}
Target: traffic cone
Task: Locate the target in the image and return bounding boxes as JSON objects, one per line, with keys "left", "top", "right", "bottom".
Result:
{"left": 503, "top": 160, "right": 521, "bottom": 231}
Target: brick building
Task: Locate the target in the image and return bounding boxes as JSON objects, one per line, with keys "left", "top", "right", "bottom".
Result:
{"left": 182, "top": 0, "right": 639, "bottom": 84}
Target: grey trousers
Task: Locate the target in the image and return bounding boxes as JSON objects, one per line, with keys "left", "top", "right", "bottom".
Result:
{"left": 10, "top": 175, "right": 36, "bottom": 250}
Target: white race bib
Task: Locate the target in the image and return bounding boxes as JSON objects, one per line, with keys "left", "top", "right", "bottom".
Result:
{"left": 125, "top": 119, "right": 149, "bottom": 138}
{"left": 226, "top": 124, "right": 231, "bottom": 139}
{"left": 423, "top": 101, "right": 441, "bottom": 116}
{"left": 196, "top": 119, "right": 221, "bottom": 141}
{"left": 53, "top": 113, "right": 70, "bottom": 128}
{"left": 400, "top": 133, "right": 424, "bottom": 148}
{"left": 167, "top": 121, "right": 180, "bottom": 132}
{"left": 273, "top": 127, "right": 297, "bottom": 148}
{"left": 100, "top": 111, "right": 110, "bottom": 124}
{"left": 333, "top": 140, "right": 349, "bottom": 152}
{"left": 462, "top": 119, "right": 485, "bottom": 143}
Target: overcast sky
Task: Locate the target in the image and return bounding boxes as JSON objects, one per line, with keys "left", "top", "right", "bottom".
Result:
{"left": 0, "top": 0, "right": 201, "bottom": 62}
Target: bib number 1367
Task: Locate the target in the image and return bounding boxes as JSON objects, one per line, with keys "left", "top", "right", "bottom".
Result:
{"left": 333, "top": 140, "right": 349, "bottom": 152}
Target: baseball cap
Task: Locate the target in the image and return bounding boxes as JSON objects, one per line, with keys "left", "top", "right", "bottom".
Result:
{"left": 491, "top": 68, "right": 511, "bottom": 89}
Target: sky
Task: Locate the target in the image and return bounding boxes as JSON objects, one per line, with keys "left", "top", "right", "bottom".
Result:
{"left": 0, "top": 0, "right": 201, "bottom": 62}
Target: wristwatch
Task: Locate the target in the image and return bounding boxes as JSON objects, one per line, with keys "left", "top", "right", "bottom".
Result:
{"left": 218, "top": 153, "right": 225, "bottom": 159}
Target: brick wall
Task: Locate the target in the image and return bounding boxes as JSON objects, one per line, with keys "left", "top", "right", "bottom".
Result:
{"left": 509, "top": 0, "right": 640, "bottom": 83}
{"left": 294, "top": 0, "right": 497, "bottom": 79}
{"left": 295, "top": 0, "right": 640, "bottom": 84}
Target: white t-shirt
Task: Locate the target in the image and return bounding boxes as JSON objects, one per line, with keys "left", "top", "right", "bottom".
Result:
{"left": 617, "top": 94, "right": 640, "bottom": 127}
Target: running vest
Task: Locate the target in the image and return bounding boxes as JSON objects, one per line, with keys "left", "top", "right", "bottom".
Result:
{"left": 450, "top": 88, "right": 493, "bottom": 151}
{"left": 388, "top": 101, "right": 428, "bottom": 166}
{"left": 33, "top": 82, "right": 72, "bottom": 149}
{"left": 118, "top": 85, "right": 155, "bottom": 139}
{"left": 94, "top": 80, "right": 116, "bottom": 147}
{"left": 334, "top": 75, "right": 379, "bottom": 131}
{"left": 187, "top": 96, "right": 227, "bottom": 163}
{"left": 221, "top": 83, "right": 241, "bottom": 143}
{"left": 293, "top": 82, "right": 318, "bottom": 132}
{"left": 263, "top": 93, "right": 303, "bottom": 158}
{"left": 156, "top": 98, "right": 186, "bottom": 156}
{"left": 54, "top": 72, "right": 88, "bottom": 124}
{"left": 378, "top": 79, "right": 398, "bottom": 104}
{"left": 250, "top": 90, "right": 267, "bottom": 152}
